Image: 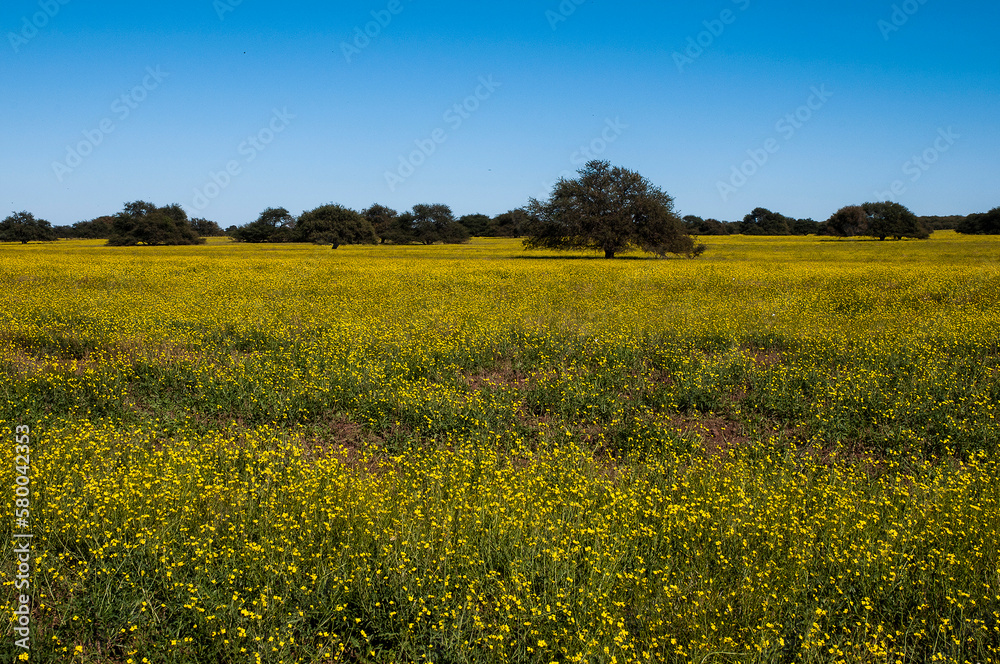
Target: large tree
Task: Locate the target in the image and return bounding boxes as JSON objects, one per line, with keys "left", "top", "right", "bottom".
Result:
{"left": 825, "top": 202, "right": 930, "bottom": 240}
{"left": 0, "top": 211, "right": 57, "bottom": 244}
{"left": 231, "top": 207, "right": 296, "bottom": 243}
{"left": 400, "top": 204, "right": 470, "bottom": 245}
{"left": 524, "top": 161, "right": 702, "bottom": 259}
{"left": 862, "top": 201, "right": 928, "bottom": 240}
{"left": 826, "top": 206, "right": 869, "bottom": 238}
{"left": 106, "top": 202, "right": 204, "bottom": 246}
{"left": 458, "top": 213, "right": 492, "bottom": 237}
{"left": 363, "top": 204, "right": 411, "bottom": 244}
{"left": 491, "top": 209, "right": 530, "bottom": 237}
{"left": 295, "top": 204, "right": 377, "bottom": 248}
{"left": 739, "top": 208, "right": 793, "bottom": 236}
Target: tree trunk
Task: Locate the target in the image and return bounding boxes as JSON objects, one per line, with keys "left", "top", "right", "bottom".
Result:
{"left": 605, "top": 249, "right": 615, "bottom": 259}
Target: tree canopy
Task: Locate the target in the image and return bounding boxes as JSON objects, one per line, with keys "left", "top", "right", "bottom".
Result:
{"left": 190, "top": 217, "right": 226, "bottom": 237}
{"left": 364, "top": 204, "right": 405, "bottom": 244}
{"left": 230, "top": 207, "right": 296, "bottom": 243}
{"left": 457, "top": 214, "right": 492, "bottom": 237}
{"left": 399, "top": 204, "right": 470, "bottom": 245}
{"left": 738, "top": 208, "right": 794, "bottom": 236}
{"left": 0, "top": 211, "right": 57, "bottom": 244}
{"left": 523, "top": 161, "right": 703, "bottom": 259}
{"left": 106, "top": 202, "right": 204, "bottom": 246}
{"left": 825, "top": 202, "right": 930, "bottom": 240}
{"left": 295, "top": 204, "right": 378, "bottom": 248}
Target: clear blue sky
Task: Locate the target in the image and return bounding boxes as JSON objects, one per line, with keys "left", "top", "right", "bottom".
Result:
{"left": 2, "top": 0, "right": 998, "bottom": 227}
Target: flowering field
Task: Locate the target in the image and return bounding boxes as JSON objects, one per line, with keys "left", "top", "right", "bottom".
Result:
{"left": 2, "top": 233, "right": 999, "bottom": 663}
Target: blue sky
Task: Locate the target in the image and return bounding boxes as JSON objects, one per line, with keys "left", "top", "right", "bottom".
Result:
{"left": 1, "top": 1, "right": 998, "bottom": 227}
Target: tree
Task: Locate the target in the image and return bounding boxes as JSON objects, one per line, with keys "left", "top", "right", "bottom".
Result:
{"left": 491, "top": 209, "right": 530, "bottom": 237}
{"left": 295, "top": 204, "right": 377, "bottom": 248}
{"left": 401, "top": 204, "right": 470, "bottom": 245}
{"left": 190, "top": 217, "right": 226, "bottom": 237}
{"left": 825, "top": 202, "right": 930, "bottom": 240}
{"left": 231, "top": 207, "right": 296, "bottom": 243}
{"left": 524, "top": 160, "right": 702, "bottom": 259}
{"left": 791, "top": 218, "right": 821, "bottom": 235}
{"left": 861, "top": 202, "right": 930, "bottom": 240}
{"left": 739, "top": 208, "right": 792, "bottom": 235}
{"left": 684, "top": 215, "right": 731, "bottom": 236}
{"left": 458, "top": 214, "right": 492, "bottom": 237}
{"left": 363, "top": 204, "right": 408, "bottom": 244}
{"left": 106, "top": 201, "right": 204, "bottom": 246}
{"left": 70, "top": 216, "right": 115, "bottom": 239}
{"left": 0, "top": 211, "right": 57, "bottom": 244}
{"left": 826, "top": 205, "right": 868, "bottom": 237}
{"left": 957, "top": 208, "right": 1000, "bottom": 235}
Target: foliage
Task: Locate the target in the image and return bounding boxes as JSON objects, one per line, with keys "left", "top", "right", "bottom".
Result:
{"left": 399, "top": 203, "right": 471, "bottom": 245}
{"left": 957, "top": 207, "right": 1000, "bottom": 235}
{"left": 106, "top": 201, "right": 204, "bottom": 246}
{"left": 862, "top": 201, "right": 930, "bottom": 240}
{"left": 683, "top": 215, "right": 732, "bottom": 236}
{"left": 920, "top": 214, "right": 967, "bottom": 231}
{"left": 295, "top": 204, "right": 378, "bottom": 248}
{"left": 738, "top": 207, "right": 793, "bottom": 235}
{"left": 458, "top": 213, "right": 493, "bottom": 236}
{"left": 230, "top": 207, "right": 296, "bottom": 243}
{"left": 490, "top": 209, "right": 530, "bottom": 237}
{"left": 525, "top": 160, "right": 702, "bottom": 259}
{"left": 827, "top": 202, "right": 930, "bottom": 240}
{"left": 0, "top": 210, "right": 57, "bottom": 244}
{"left": 190, "top": 217, "right": 226, "bottom": 237}
{"left": 363, "top": 204, "right": 404, "bottom": 244}
{"left": 827, "top": 205, "right": 869, "bottom": 237}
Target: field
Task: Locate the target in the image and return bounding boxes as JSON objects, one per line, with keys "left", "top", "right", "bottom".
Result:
{"left": 2, "top": 233, "right": 1000, "bottom": 663}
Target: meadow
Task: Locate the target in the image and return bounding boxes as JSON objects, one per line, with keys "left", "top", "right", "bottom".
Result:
{"left": 1, "top": 233, "right": 999, "bottom": 663}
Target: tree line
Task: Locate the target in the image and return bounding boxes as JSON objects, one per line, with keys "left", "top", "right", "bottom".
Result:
{"left": 683, "top": 205, "right": 999, "bottom": 239}
{"left": 3, "top": 162, "right": 998, "bottom": 253}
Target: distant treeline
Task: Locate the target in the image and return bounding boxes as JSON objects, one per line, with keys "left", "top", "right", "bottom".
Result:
{"left": 45, "top": 204, "right": 532, "bottom": 246}
{"left": 5, "top": 199, "right": 999, "bottom": 247}
{"left": 682, "top": 206, "right": 999, "bottom": 238}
